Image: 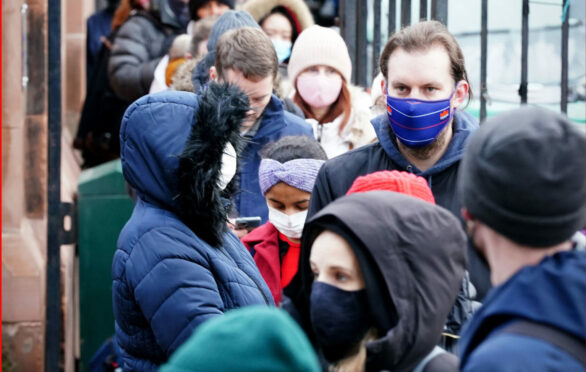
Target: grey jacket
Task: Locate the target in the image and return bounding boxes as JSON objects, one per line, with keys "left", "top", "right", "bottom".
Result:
{"left": 108, "top": 10, "right": 180, "bottom": 102}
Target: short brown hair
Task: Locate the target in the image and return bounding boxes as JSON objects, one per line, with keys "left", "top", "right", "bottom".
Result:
{"left": 215, "top": 27, "right": 278, "bottom": 81}
{"left": 379, "top": 21, "right": 471, "bottom": 98}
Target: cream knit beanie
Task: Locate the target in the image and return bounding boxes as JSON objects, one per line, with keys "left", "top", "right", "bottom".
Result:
{"left": 287, "top": 25, "right": 352, "bottom": 84}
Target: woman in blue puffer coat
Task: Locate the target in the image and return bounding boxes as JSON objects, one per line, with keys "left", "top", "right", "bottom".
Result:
{"left": 112, "top": 83, "right": 274, "bottom": 371}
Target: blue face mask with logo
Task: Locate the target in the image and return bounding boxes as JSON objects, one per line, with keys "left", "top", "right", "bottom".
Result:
{"left": 385, "top": 88, "right": 456, "bottom": 148}
{"left": 271, "top": 39, "right": 292, "bottom": 64}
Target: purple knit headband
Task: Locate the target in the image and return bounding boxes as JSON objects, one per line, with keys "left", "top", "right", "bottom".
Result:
{"left": 259, "top": 158, "right": 325, "bottom": 195}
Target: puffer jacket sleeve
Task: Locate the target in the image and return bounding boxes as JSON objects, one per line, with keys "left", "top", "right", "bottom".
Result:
{"left": 108, "top": 16, "right": 163, "bottom": 102}
{"left": 127, "top": 228, "right": 225, "bottom": 358}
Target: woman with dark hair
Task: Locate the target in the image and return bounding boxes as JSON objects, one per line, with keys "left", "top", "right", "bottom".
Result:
{"left": 242, "top": 136, "right": 326, "bottom": 306}
{"left": 295, "top": 191, "right": 466, "bottom": 371}
{"left": 242, "top": 0, "right": 314, "bottom": 69}
{"left": 288, "top": 25, "right": 376, "bottom": 159}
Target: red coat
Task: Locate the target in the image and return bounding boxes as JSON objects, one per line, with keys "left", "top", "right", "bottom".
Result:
{"left": 242, "top": 222, "right": 300, "bottom": 305}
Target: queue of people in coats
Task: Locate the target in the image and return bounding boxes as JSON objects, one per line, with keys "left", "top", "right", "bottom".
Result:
{"left": 80, "top": 1, "right": 586, "bottom": 369}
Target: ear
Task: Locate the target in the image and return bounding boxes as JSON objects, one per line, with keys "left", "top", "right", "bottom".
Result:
{"left": 452, "top": 80, "right": 469, "bottom": 109}
{"left": 380, "top": 79, "right": 386, "bottom": 94}
{"left": 209, "top": 66, "right": 218, "bottom": 81}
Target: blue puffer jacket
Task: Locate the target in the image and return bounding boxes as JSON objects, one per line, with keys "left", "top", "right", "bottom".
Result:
{"left": 112, "top": 87, "right": 274, "bottom": 371}
{"left": 234, "top": 95, "right": 313, "bottom": 222}
{"left": 459, "top": 250, "right": 585, "bottom": 371}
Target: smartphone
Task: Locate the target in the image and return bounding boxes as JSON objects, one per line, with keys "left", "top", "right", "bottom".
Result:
{"left": 234, "top": 216, "right": 262, "bottom": 231}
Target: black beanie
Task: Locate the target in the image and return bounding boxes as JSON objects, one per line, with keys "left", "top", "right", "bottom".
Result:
{"left": 189, "top": 0, "right": 235, "bottom": 21}
{"left": 458, "top": 106, "right": 586, "bottom": 247}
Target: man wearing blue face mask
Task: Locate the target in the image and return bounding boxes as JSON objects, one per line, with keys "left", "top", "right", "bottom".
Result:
{"left": 307, "top": 20, "right": 489, "bottom": 311}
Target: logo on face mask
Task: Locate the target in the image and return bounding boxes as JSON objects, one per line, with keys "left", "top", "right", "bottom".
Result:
{"left": 385, "top": 88, "right": 456, "bottom": 148}
{"left": 268, "top": 207, "right": 307, "bottom": 239}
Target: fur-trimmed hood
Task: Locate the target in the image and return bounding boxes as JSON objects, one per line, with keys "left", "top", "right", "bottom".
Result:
{"left": 241, "top": 0, "right": 314, "bottom": 32}
{"left": 119, "top": 83, "right": 249, "bottom": 246}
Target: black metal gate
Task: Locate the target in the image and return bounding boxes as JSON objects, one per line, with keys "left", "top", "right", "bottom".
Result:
{"left": 338, "top": 0, "right": 573, "bottom": 121}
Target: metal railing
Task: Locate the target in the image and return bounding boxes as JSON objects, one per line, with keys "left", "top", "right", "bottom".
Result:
{"left": 46, "top": 0, "right": 62, "bottom": 369}
{"left": 338, "top": 0, "right": 573, "bottom": 121}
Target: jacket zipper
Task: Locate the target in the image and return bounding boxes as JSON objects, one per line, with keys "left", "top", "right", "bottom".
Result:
{"left": 218, "top": 246, "right": 270, "bottom": 305}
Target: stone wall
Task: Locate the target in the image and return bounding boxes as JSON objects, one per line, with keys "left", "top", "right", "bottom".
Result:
{"left": 2, "top": 0, "right": 93, "bottom": 370}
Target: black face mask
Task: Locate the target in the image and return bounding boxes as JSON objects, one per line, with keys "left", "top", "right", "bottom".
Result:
{"left": 310, "top": 282, "right": 371, "bottom": 362}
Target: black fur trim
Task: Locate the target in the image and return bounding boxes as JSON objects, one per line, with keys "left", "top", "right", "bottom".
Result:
{"left": 176, "top": 83, "right": 249, "bottom": 247}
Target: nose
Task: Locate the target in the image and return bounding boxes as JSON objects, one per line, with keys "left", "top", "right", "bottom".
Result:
{"left": 245, "top": 109, "right": 256, "bottom": 121}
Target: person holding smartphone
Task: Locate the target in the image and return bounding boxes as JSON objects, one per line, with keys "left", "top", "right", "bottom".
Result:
{"left": 113, "top": 84, "right": 273, "bottom": 370}
{"left": 242, "top": 136, "right": 327, "bottom": 305}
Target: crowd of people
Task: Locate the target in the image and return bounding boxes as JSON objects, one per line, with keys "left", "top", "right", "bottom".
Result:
{"left": 77, "top": 1, "right": 585, "bottom": 371}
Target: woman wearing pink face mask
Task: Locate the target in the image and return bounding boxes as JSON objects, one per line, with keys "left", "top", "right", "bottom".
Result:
{"left": 288, "top": 25, "right": 376, "bottom": 159}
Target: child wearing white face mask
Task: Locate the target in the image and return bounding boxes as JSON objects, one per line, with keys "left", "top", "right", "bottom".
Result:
{"left": 288, "top": 25, "right": 377, "bottom": 159}
{"left": 242, "top": 136, "right": 327, "bottom": 305}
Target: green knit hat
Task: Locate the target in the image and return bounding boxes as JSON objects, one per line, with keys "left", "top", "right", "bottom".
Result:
{"left": 159, "top": 306, "right": 320, "bottom": 372}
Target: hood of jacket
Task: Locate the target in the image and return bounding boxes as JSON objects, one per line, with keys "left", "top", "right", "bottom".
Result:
{"left": 298, "top": 191, "right": 467, "bottom": 371}
{"left": 371, "top": 109, "right": 478, "bottom": 177}
{"left": 459, "top": 250, "right": 586, "bottom": 366}
{"left": 119, "top": 83, "right": 248, "bottom": 246}
{"left": 242, "top": 0, "right": 314, "bottom": 32}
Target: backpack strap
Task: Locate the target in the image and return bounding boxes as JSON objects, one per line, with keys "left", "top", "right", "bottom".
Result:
{"left": 500, "top": 320, "right": 585, "bottom": 365}
{"left": 413, "top": 346, "right": 459, "bottom": 372}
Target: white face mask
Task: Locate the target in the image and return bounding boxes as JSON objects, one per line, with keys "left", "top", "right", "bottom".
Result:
{"left": 268, "top": 207, "right": 308, "bottom": 239}
{"left": 218, "top": 142, "right": 237, "bottom": 190}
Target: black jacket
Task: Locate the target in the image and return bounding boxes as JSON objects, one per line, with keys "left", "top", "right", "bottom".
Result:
{"left": 108, "top": 8, "right": 182, "bottom": 103}
{"left": 299, "top": 191, "right": 467, "bottom": 371}
{"left": 307, "top": 111, "right": 491, "bottom": 301}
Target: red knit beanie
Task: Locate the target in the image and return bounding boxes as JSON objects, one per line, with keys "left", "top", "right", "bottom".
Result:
{"left": 346, "top": 170, "right": 436, "bottom": 204}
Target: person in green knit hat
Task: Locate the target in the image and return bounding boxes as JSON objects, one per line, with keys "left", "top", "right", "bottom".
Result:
{"left": 159, "top": 306, "right": 320, "bottom": 372}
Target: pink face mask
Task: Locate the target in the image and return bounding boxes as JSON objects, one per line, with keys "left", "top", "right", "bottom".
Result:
{"left": 297, "top": 74, "right": 343, "bottom": 109}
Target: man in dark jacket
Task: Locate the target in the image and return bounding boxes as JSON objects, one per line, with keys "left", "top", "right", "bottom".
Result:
{"left": 307, "top": 20, "right": 490, "bottom": 300}
{"left": 113, "top": 84, "right": 273, "bottom": 371}
{"left": 108, "top": 0, "right": 187, "bottom": 102}
{"left": 210, "top": 26, "right": 313, "bottom": 226}
{"left": 457, "top": 107, "right": 585, "bottom": 371}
